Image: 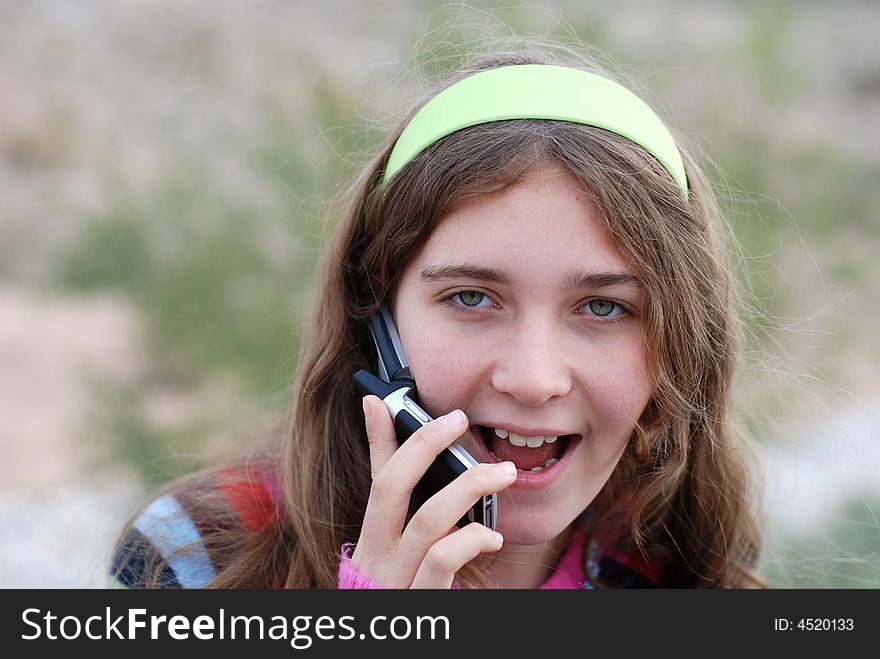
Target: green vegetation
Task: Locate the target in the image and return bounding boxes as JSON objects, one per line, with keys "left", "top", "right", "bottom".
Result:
{"left": 54, "top": 86, "right": 365, "bottom": 484}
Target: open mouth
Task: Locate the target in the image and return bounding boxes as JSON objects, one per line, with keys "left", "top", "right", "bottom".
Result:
{"left": 472, "top": 425, "right": 577, "bottom": 473}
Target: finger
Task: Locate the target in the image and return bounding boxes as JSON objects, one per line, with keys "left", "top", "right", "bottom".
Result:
{"left": 367, "top": 408, "right": 471, "bottom": 517}
{"left": 362, "top": 395, "right": 397, "bottom": 479}
{"left": 410, "top": 523, "right": 504, "bottom": 589}
{"left": 354, "top": 395, "right": 403, "bottom": 562}
{"left": 358, "top": 408, "right": 470, "bottom": 560}
{"left": 394, "top": 461, "right": 515, "bottom": 577}
{"left": 378, "top": 408, "right": 470, "bottom": 494}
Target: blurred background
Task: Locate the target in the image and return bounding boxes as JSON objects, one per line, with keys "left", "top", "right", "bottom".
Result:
{"left": 1, "top": 0, "right": 878, "bottom": 588}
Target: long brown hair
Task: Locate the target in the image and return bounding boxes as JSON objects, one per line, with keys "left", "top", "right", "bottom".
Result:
{"left": 115, "top": 39, "right": 764, "bottom": 588}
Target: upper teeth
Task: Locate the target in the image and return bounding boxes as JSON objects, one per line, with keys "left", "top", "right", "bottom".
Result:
{"left": 493, "top": 427, "right": 558, "bottom": 448}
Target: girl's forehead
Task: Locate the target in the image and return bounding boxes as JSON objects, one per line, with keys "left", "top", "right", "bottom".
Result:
{"left": 421, "top": 169, "right": 628, "bottom": 271}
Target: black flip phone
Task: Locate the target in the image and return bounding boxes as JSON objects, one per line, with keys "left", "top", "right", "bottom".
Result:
{"left": 353, "top": 304, "right": 497, "bottom": 531}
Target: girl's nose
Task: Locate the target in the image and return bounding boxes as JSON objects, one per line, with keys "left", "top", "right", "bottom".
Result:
{"left": 489, "top": 320, "right": 572, "bottom": 406}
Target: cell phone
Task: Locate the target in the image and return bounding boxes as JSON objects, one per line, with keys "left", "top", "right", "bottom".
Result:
{"left": 353, "top": 304, "right": 497, "bottom": 531}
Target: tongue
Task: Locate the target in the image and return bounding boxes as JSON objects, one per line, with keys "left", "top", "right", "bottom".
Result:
{"left": 490, "top": 434, "right": 562, "bottom": 471}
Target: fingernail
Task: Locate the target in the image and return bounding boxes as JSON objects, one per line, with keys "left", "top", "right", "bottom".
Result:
{"left": 362, "top": 396, "right": 371, "bottom": 423}
{"left": 496, "top": 461, "right": 517, "bottom": 478}
{"left": 493, "top": 531, "right": 504, "bottom": 545}
{"left": 438, "top": 409, "right": 465, "bottom": 426}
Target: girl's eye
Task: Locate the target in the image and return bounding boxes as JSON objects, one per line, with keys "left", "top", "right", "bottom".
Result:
{"left": 582, "top": 299, "right": 624, "bottom": 319}
{"left": 450, "top": 290, "right": 493, "bottom": 308}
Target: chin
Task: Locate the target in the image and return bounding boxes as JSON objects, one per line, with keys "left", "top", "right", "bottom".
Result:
{"left": 494, "top": 509, "right": 576, "bottom": 545}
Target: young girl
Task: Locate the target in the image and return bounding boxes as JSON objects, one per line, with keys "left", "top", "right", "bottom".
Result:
{"left": 110, "top": 40, "right": 764, "bottom": 589}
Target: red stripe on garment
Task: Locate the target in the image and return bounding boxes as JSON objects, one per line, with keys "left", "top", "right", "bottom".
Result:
{"left": 597, "top": 544, "right": 662, "bottom": 585}
{"left": 218, "top": 467, "right": 280, "bottom": 533}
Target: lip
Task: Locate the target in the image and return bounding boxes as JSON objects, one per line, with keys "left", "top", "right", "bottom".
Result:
{"left": 468, "top": 425, "right": 583, "bottom": 490}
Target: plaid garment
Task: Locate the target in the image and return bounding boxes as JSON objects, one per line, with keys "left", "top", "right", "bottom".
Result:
{"left": 109, "top": 467, "right": 280, "bottom": 589}
{"left": 110, "top": 467, "right": 659, "bottom": 589}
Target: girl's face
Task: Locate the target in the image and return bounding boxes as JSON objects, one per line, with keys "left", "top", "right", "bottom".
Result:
{"left": 393, "top": 166, "right": 653, "bottom": 546}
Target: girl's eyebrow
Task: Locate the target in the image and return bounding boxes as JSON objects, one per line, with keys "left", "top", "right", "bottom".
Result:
{"left": 420, "top": 263, "right": 642, "bottom": 291}
{"left": 563, "top": 271, "right": 643, "bottom": 292}
{"left": 420, "top": 264, "right": 512, "bottom": 286}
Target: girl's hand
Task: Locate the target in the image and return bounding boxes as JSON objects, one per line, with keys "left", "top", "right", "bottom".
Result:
{"left": 351, "top": 395, "right": 516, "bottom": 588}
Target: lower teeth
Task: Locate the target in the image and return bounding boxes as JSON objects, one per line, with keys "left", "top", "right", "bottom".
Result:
{"left": 489, "top": 452, "right": 560, "bottom": 471}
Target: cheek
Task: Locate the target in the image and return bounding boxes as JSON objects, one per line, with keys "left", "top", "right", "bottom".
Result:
{"left": 405, "top": 326, "right": 487, "bottom": 411}
{"left": 583, "top": 339, "right": 653, "bottom": 424}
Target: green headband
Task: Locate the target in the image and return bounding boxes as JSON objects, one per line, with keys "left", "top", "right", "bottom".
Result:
{"left": 383, "top": 64, "right": 688, "bottom": 198}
